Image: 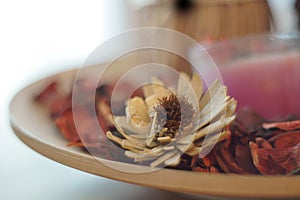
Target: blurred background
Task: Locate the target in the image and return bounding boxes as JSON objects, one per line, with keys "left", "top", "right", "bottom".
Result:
{"left": 1, "top": 0, "right": 300, "bottom": 199}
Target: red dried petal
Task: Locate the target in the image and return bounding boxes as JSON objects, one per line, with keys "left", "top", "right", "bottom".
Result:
{"left": 55, "top": 108, "right": 80, "bottom": 142}
{"left": 35, "top": 82, "right": 72, "bottom": 118}
{"left": 249, "top": 142, "right": 287, "bottom": 175}
{"left": 263, "top": 120, "right": 300, "bottom": 131}
{"left": 235, "top": 143, "right": 259, "bottom": 174}
{"left": 192, "top": 166, "right": 209, "bottom": 172}
{"left": 50, "top": 97, "right": 72, "bottom": 118}
{"left": 269, "top": 131, "right": 300, "bottom": 149}
{"left": 255, "top": 137, "right": 273, "bottom": 149}
{"left": 214, "top": 142, "right": 246, "bottom": 174}
{"left": 202, "top": 151, "right": 217, "bottom": 167}
{"left": 35, "top": 82, "right": 60, "bottom": 106}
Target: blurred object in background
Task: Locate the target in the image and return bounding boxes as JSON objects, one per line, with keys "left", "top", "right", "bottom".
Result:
{"left": 297, "top": 0, "right": 300, "bottom": 28}
{"left": 268, "top": 0, "right": 298, "bottom": 34}
{"left": 128, "top": 0, "right": 272, "bottom": 41}
{"left": 127, "top": 0, "right": 272, "bottom": 72}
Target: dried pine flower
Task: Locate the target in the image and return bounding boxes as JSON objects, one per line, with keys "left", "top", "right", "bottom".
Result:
{"left": 106, "top": 72, "right": 237, "bottom": 167}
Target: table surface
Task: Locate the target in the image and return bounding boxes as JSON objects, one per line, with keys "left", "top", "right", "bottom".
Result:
{"left": 0, "top": 1, "right": 298, "bottom": 200}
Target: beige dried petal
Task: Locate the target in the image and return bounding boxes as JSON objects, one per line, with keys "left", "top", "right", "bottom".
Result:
{"left": 125, "top": 150, "right": 163, "bottom": 162}
{"left": 207, "top": 98, "right": 236, "bottom": 125}
{"left": 145, "top": 94, "right": 159, "bottom": 108}
{"left": 142, "top": 84, "right": 153, "bottom": 98}
{"left": 176, "top": 134, "right": 195, "bottom": 145}
{"left": 163, "top": 146, "right": 176, "bottom": 151}
{"left": 177, "top": 72, "right": 191, "bottom": 97}
{"left": 176, "top": 143, "right": 191, "bottom": 153}
{"left": 126, "top": 96, "right": 150, "bottom": 126}
{"left": 111, "top": 118, "right": 143, "bottom": 143}
{"left": 151, "top": 77, "right": 171, "bottom": 98}
{"left": 195, "top": 99, "right": 231, "bottom": 130}
{"left": 190, "top": 73, "right": 203, "bottom": 101}
{"left": 184, "top": 73, "right": 203, "bottom": 110}
{"left": 198, "top": 79, "right": 222, "bottom": 110}
{"left": 164, "top": 153, "right": 181, "bottom": 166}
{"left": 115, "top": 116, "right": 149, "bottom": 138}
{"left": 185, "top": 145, "right": 201, "bottom": 156}
{"left": 226, "top": 98, "right": 237, "bottom": 117}
{"left": 150, "top": 150, "right": 177, "bottom": 167}
{"left": 106, "top": 131, "right": 144, "bottom": 152}
{"left": 195, "top": 115, "right": 235, "bottom": 141}
{"left": 200, "top": 82, "right": 226, "bottom": 112}
{"left": 198, "top": 131, "right": 230, "bottom": 158}
{"left": 145, "top": 112, "right": 158, "bottom": 147}
{"left": 200, "top": 86, "right": 226, "bottom": 116}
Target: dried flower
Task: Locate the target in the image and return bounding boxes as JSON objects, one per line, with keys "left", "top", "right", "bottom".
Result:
{"left": 106, "top": 72, "right": 237, "bottom": 167}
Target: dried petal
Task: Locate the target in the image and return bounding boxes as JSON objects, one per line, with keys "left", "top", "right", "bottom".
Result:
{"left": 126, "top": 96, "right": 150, "bottom": 128}
{"left": 214, "top": 142, "right": 246, "bottom": 174}
{"left": 235, "top": 143, "right": 259, "bottom": 174}
{"left": 263, "top": 120, "right": 300, "bottom": 131}
{"left": 115, "top": 116, "right": 149, "bottom": 138}
{"left": 249, "top": 142, "right": 286, "bottom": 175}
{"left": 268, "top": 131, "right": 300, "bottom": 149}
{"left": 176, "top": 72, "right": 191, "bottom": 97}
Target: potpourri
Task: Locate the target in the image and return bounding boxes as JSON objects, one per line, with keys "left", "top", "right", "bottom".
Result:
{"left": 35, "top": 74, "right": 300, "bottom": 175}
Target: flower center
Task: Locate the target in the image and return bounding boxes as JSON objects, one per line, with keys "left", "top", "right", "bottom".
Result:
{"left": 154, "top": 93, "right": 195, "bottom": 138}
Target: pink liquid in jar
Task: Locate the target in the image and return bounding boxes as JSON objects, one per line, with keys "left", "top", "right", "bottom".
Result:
{"left": 220, "top": 52, "right": 300, "bottom": 120}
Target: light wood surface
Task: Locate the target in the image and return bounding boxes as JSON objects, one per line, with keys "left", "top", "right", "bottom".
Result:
{"left": 9, "top": 66, "right": 300, "bottom": 199}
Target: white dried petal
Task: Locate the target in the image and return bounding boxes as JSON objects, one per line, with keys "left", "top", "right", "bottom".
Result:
{"left": 151, "top": 77, "right": 171, "bottom": 98}
{"left": 115, "top": 116, "right": 149, "bottom": 138}
{"left": 176, "top": 143, "right": 191, "bottom": 153}
{"left": 199, "top": 131, "right": 230, "bottom": 151}
{"left": 142, "top": 84, "right": 153, "bottom": 98}
{"left": 126, "top": 96, "right": 150, "bottom": 126}
{"left": 150, "top": 151, "right": 177, "bottom": 167}
{"left": 163, "top": 146, "right": 176, "bottom": 151}
{"left": 185, "top": 145, "right": 201, "bottom": 156}
{"left": 106, "top": 131, "right": 144, "bottom": 151}
{"left": 145, "top": 94, "right": 159, "bottom": 109}
{"left": 226, "top": 98, "right": 237, "bottom": 117}
{"left": 198, "top": 79, "right": 222, "bottom": 110}
{"left": 195, "top": 115, "right": 235, "bottom": 141}
{"left": 200, "top": 86, "right": 226, "bottom": 116}
{"left": 190, "top": 73, "right": 203, "bottom": 101}
{"left": 184, "top": 74, "right": 202, "bottom": 110}
{"left": 145, "top": 112, "right": 158, "bottom": 146}
{"left": 195, "top": 100, "right": 230, "bottom": 130}
{"left": 125, "top": 150, "right": 163, "bottom": 162}
{"left": 177, "top": 72, "right": 191, "bottom": 97}
{"left": 164, "top": 153, "right": 181, "bottom": 166}
{"left": 176, "top": 134, "right": 195, "bottom": 145}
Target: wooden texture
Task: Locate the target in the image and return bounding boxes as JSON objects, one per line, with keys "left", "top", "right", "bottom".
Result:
{"left": 132, "top": 0, "right": 272, "bottom": 40}
{"left": 9, "top": 66, "right": 300, "bottom": 199}
{"left": 130, "top": 0, "right": 272, "bottom": 72}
